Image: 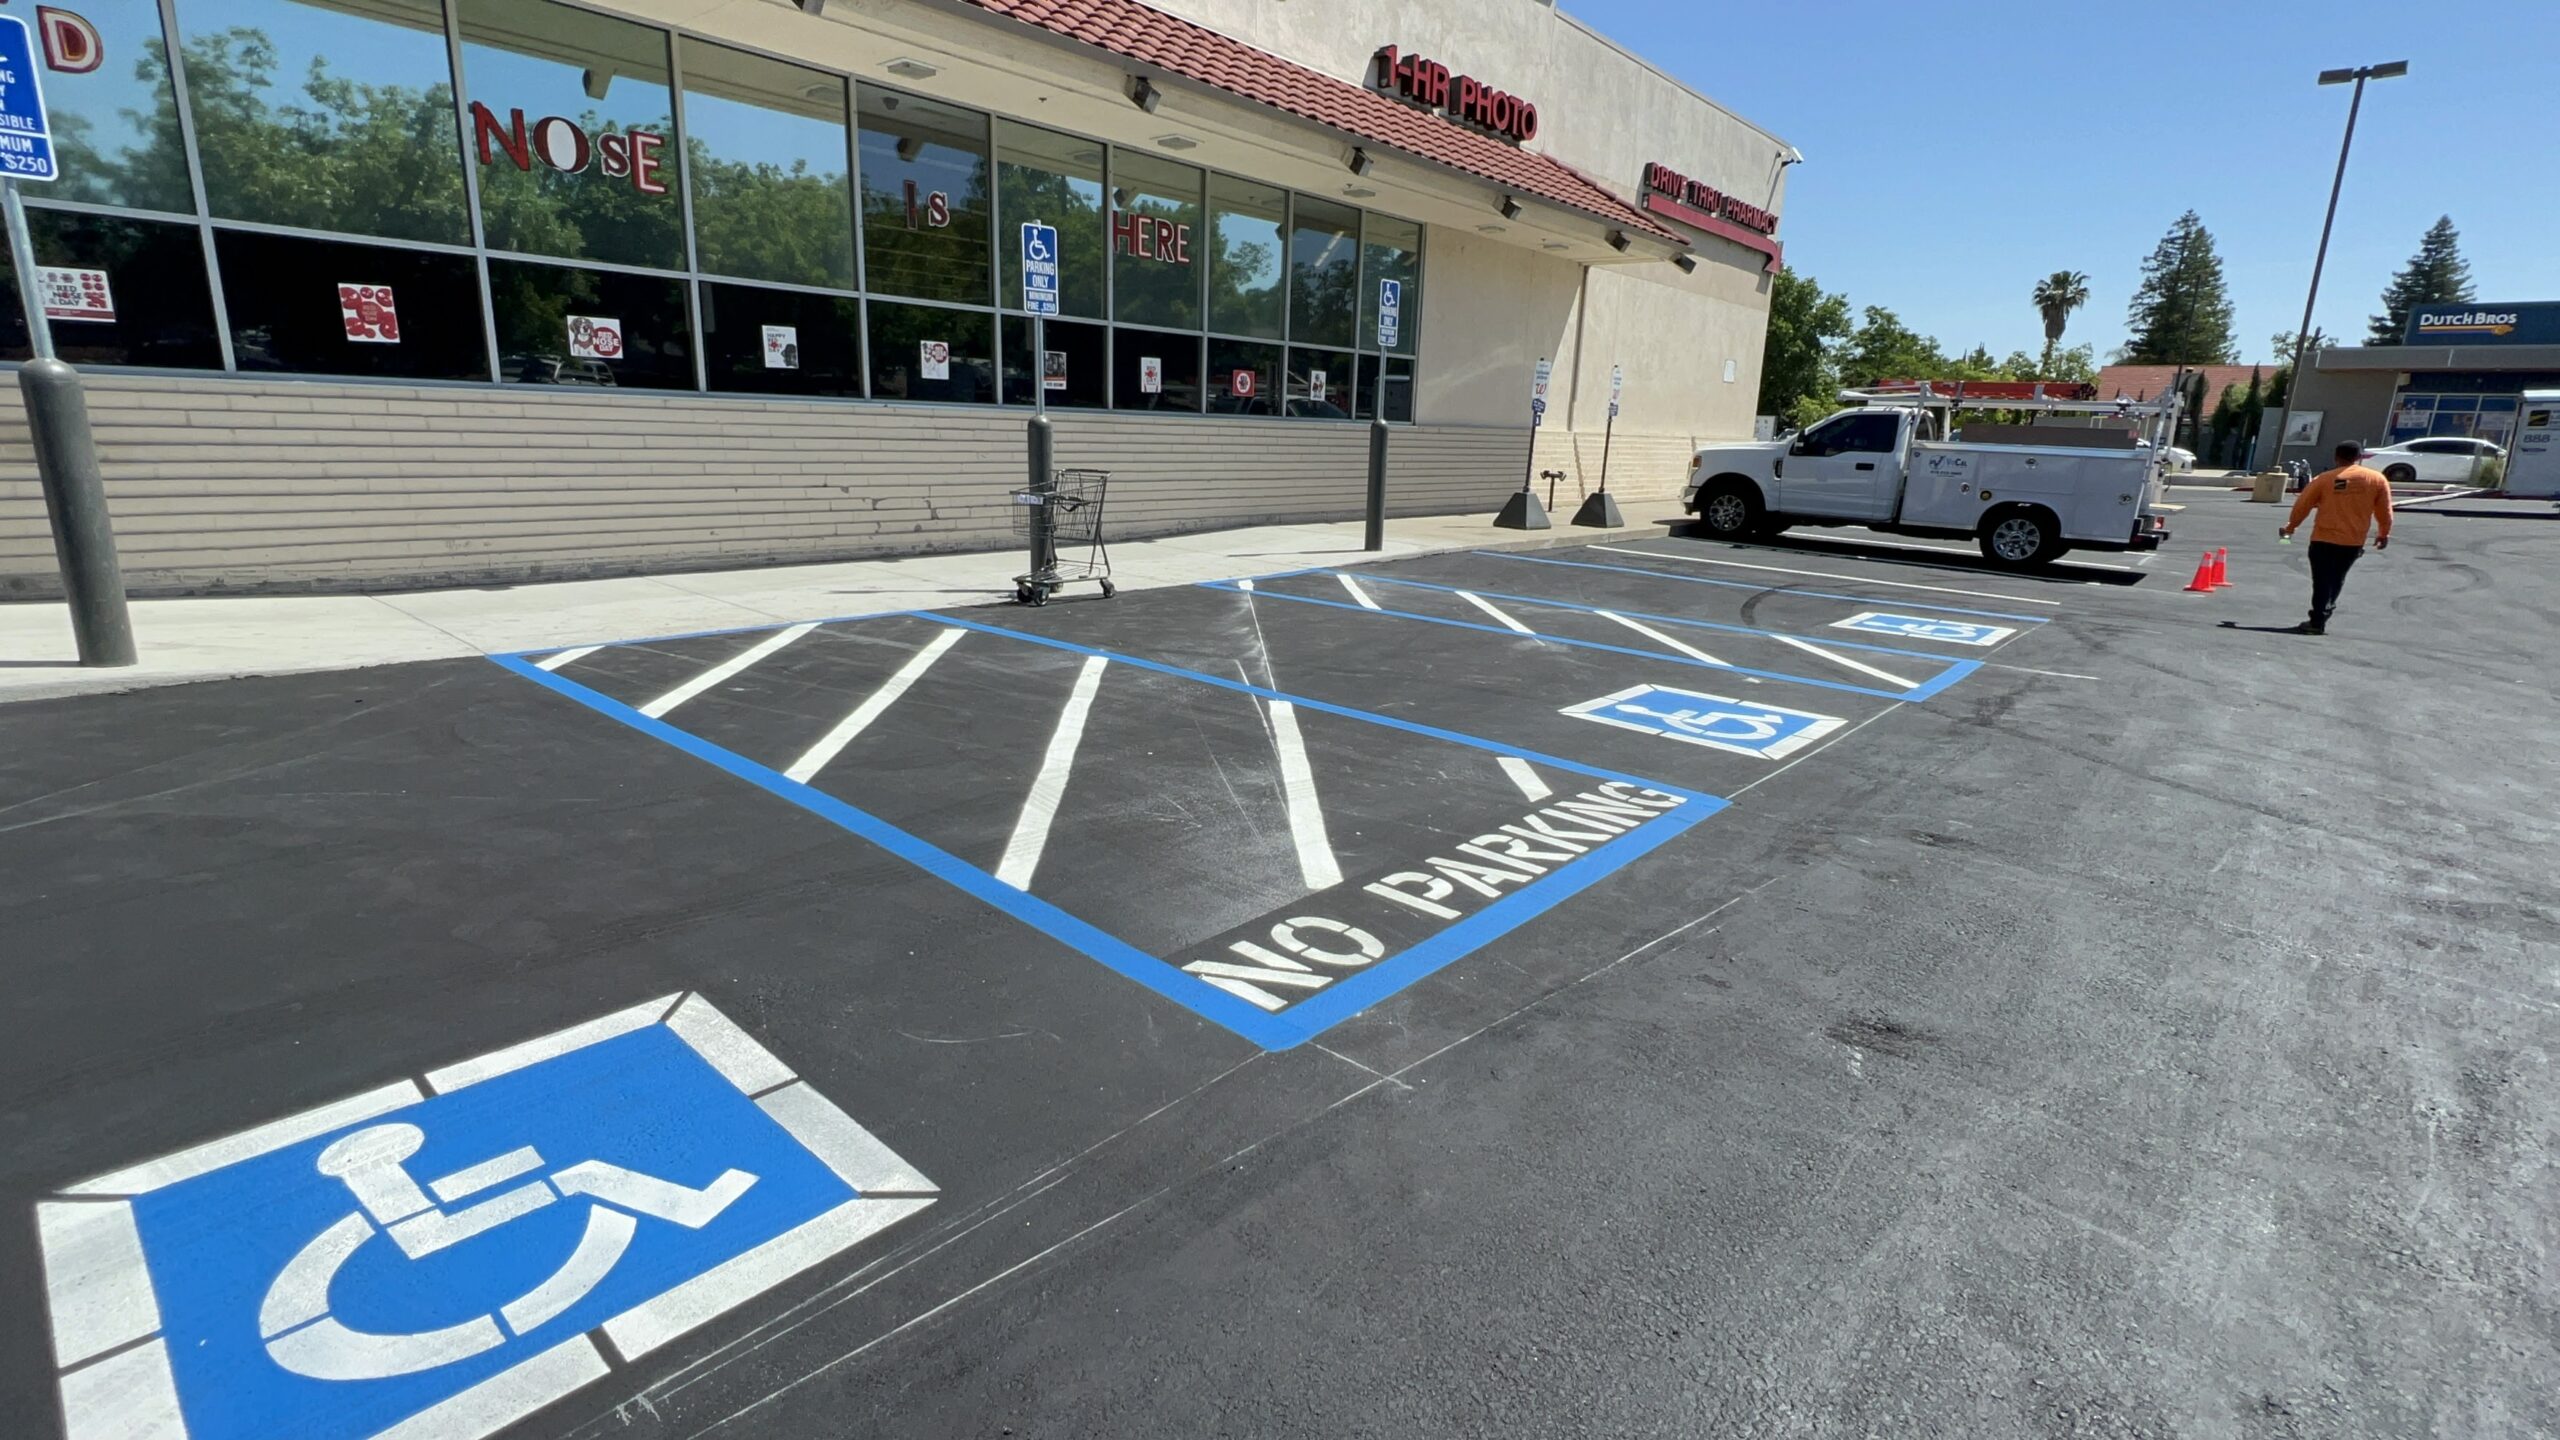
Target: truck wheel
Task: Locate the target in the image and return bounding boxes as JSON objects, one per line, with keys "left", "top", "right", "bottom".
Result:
{"left": 1695, "top": 482, "right": 1762, "bottom": 540}
{"left": 1980, "top": 508, "right": 2064, "bottom": 567}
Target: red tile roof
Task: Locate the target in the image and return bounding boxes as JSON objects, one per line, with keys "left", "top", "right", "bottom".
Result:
{"left": 953, "top": 0, "right": 1684, "bottom": 245}
{"left": 2096, "top": 364, "right": 2274, "bottom": 419}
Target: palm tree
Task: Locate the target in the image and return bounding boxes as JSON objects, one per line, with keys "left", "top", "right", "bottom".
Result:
{"left": 2032, "top": 270, "right": 2091, "bottom": 375}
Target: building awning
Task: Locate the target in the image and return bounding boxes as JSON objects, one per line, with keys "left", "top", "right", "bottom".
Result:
{"left": 954, "top": 0, "right": 1686, "bottom": 247}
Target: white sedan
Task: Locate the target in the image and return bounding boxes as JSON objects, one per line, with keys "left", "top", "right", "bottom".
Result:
{"left": 2365, "top": 437, "right": 2504, "bottom": 485}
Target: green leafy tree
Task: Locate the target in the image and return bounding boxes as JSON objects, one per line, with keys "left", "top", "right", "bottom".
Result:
{"left": 1839, "top": 304, "right": 1948, "bottom": 386}
{"left": 2367, "top": 216, "right": 2474, "bottom": 345}
{"left": 2031, "top": 270, "right": 2090, "bottom": 375}
{"left": 1755, "top": 267, "right": 1852, "bottom": 426}
{"left": 2124, "top": 211, "right": 2236, "bottom": 364}
{"left": 2043, "top": 344, "right": 2097, "bottom": 387}
{"left": 685, "top": 146, "right": 852, "bottom": 288}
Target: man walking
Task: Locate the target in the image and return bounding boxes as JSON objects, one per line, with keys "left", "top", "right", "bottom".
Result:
{"left": 2278, "top": 441, "right": 2393, "bottom": 635}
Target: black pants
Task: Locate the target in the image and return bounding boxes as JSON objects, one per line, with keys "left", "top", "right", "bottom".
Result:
{"left": 2307, "top": 540, "right": 2363, "bottom": 626}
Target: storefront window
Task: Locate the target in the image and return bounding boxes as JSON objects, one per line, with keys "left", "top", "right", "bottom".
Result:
{"left": 1001, "top": 317, "right": 1107, "bottom": 408}
{"left": 866, "top": 301, "right": 993, "bottom": 403}
{"left": 0, "top": 213, "right": 220, "bottom": 369}
{"left": 1114, "top": 328, "right": 1199, "bottom": 412}
{"left": 857, "top": 86, "right": 990, "bottom": 305}
{"left": 40, "top": 0, "right": 193, "bottom": 213}
{"left": 996, "top": 122, "right": 1104, "bottom": 321}
{"left": 1110, "top": 150, "right": 1201, "bottom": 331}
{"left": 217, "top": 230, "right": 487, "bottom": 380}
{"left": 180, "top": 0, "right": 467, "bottom": 244}
{"left": 1288, "top": 195, "right": 1358, "bottom": 349}
{"left": 682, "top": 43, "right": 853, "bottom": 290}
{"left": 1359, "top": 215, "right": 1421, "bottom": 355}
{"left": 1207, "top": 176, "right": 1284, "bottom": 340}
{"left": 459, "top": 0, "right": 683, "bottom": 271}
{"left": 488, "top": 258, "right": 693, "bottom": 390}
{"left": 1356, "top": 353, "right": 1415, "bottom": 422}
{"left": 1287, "top": 348, "right": 1355, "bottom": 419}
{"left": 1207, "top": 338, "right": 1282, "bottom": 416}
{"left": 701, "top": 283, "right": 861, "bottom": 398}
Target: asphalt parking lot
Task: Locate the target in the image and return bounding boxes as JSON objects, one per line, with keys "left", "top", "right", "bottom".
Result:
{"left": 6, "top": 487, "right": 2556, "bottom": 1438}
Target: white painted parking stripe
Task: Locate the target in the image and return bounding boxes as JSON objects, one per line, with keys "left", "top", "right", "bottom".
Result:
{"left": 783, "top": 627, "right": 965, "bottom": 783}
{"left": 425, "top": 993, "right": 682, "bottom": 1095}
{"left": 65, "top": 1080, "right": 427, "bottom": 1196}
{"left": 1456, "top": 590, "right": 1537, "bottom": 635}
{"left": 639, "top": 622, "right": 820, "bottom": 719}
{"left": 1336, "top": 573, "right": 1382, "bottom": 609}
{"left": 36, "top": 1202, "right": 160, "bottom": 1369}
{"left": 533, "top": 645, "right": 601, "bottom": 672}
{"left": 665, "top": 993, "right": 799, "bottom": 1095}
{"left": 1595, "top": 610, "right": 1730, "bottom": 667}
{"left": 58, "top": 1336, "right": 186, "bottom": 1440}
{"left": 756, "top": 1082, "right": 938, "bottom": 1194}
{"left": 370, "top": 1335, "right": 608, "bottom": 1440}
{"left": 1265, "top": 700, "right": 1344, "bottom": 890}
{"left": 602, "top": 1196, "right": 935, "bottom": 1362}
{"left": 1771, "top": 634, "right": 1919, "bottom": 690}
{"left": 995, "top": 655, "right": 1107, "bottom": 890}
{"left": 1497, "top": 756, "right": 1552, "bottom": 801}
{"left": 1593, "top": 545, "right": 2065, "bottom": 606}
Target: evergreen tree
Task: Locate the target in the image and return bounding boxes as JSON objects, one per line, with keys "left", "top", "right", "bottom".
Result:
{"left": 2124, "top": 212, "right": 2237, "bottom": 364}
{"left": 2367, "top": 216, "right": 2475, "bottom": 345}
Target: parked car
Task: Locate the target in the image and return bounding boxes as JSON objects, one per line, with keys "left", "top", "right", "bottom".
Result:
{"left": 2161, "top": 444, "right": 2196, "bottom": 472}
{"left": 2364, "top": 437, "right": 2504, "bottom": 485}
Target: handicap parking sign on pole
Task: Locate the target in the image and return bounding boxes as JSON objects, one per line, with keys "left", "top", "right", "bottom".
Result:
{"left": 1561, "top": 683, "right": 1846, "bottom": 760}
{"left": 1830, "top": 611, "right": 2017, "bottom": 647}
{"left": 1377, "top": 277, "right": 1400, "bottom": 351}
{"left": 0, "top": 16, "right": 60, "bottom": 183}
{"left": 35, "top": 994, "right": 937, "bottom": 1440}
{"left": 1019, "top": 221, "right": 1060, "bottom": 316}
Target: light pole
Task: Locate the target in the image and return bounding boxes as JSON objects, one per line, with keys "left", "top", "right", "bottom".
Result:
{"left": 2261, "top": 60, "right": 2406, "bottom": 496}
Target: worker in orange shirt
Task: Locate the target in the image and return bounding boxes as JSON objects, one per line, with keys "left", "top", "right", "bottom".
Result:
{"left": 2278, "top": 441, "right": 2393, "bottom": 635}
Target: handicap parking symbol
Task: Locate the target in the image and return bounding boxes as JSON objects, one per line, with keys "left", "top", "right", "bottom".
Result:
{"left": 1561, "top": 684, "right": 1846, "bottom": 760}
{"left": 35, "top": 994, "right": 936, "bottom": 1440}
{"left": 1830, "top": 611, "right": 2016, "bottom": 646}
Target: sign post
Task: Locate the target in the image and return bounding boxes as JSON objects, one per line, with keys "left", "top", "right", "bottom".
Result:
{"left": 1019, "top": 220, "right": 1062, "bottom": 577}
{"left": 1494, "top": 357, "right": 1553, "bottom": 529}
{"left": 1364, "top": 277, "right": 1401, "bottom": 551}
{"left": 1572, "top": 363, "right": 1626, "bottom": 528}
{"left": 0, "top": 16, "right": 131, "bottom": 665}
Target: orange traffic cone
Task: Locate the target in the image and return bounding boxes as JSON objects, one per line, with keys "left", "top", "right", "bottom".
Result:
{"left": 2209, "top": 547, "right": 2231, "bottom": 588}
{"left": 2183, "top": 552, "right": 2215, "bottom": 592}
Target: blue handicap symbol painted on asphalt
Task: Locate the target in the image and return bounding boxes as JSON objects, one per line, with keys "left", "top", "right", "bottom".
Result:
{"left": 37, "top": 995, "right": 936, "bottom": 1440}
{"left": 1561, "top": 684, "right": 1846, "bottom": 760}
{"left": 1830, "top": 611, "right": 2017, "bottom": 647}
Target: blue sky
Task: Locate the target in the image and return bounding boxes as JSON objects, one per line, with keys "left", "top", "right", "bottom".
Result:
{"left": 1568, "top": 0, "right": 2560, "bottom": 364}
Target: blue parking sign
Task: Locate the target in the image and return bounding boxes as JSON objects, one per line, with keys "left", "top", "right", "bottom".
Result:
{"left": 1831, "top": 611, "right": 2016, "bottom": 646}
{"left": 1020, "top": 221, "right": 1060, "bottom": 316}
{"left": 1562, "top": 684, "right": 1845, "bottom": 759}
{"left": 0, "top": 16, "right": 59, "bottom": 182}
{"left": 36, "top": 995, "right": 936, "bottom": 1440}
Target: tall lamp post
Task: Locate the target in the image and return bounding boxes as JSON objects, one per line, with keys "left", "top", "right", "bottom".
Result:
{"left": 2260, "top": 59, "right": 2407, "bottom": 499}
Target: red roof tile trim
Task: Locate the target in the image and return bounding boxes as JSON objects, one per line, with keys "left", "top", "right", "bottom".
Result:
{"left": 953, "top": 0, "right": 1685, "bottom": 246}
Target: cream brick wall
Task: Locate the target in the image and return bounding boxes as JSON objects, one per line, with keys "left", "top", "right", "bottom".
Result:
{"left": 0, "top": 376, "right": 1684, "bottom": 598}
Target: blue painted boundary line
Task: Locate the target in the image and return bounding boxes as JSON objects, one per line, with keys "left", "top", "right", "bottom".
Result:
{"left": 1201, "top": 581, "right": 1940, "bottom": 703}
{"left": 493, "top": 619, "right": 1725, "bottom": 1052}
{"left": 1475, "top": 551, "right": 2054, "bottom": 624}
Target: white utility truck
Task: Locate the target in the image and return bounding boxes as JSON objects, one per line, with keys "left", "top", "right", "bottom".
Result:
{"left": 1683, "top": 385, "right": 2178, "bottom": 566}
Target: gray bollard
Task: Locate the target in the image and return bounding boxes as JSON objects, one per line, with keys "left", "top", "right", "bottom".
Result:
{"left": 1024, "top": 412, "right": 1056, "bottom": 579}
{"left": 1364, "top": 415, "right": 1388, "bottom": 551}
{"left": 20, "top": 358, "right": 135, "bottom": 666}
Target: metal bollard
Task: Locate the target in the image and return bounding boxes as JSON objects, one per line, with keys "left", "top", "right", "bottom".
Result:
{"left": 1025, "top": 412, "right": 1057, "bottom": 577}
{"left": 20, "top": 358, "right": 134, "bottom": 666}
{"left": 1364, "top": 414, "right": 1388, "bottom": 551}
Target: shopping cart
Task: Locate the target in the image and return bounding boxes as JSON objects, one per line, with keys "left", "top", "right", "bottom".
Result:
{"left": 1010, "top": 468, "right": 1115, "bottom": 605}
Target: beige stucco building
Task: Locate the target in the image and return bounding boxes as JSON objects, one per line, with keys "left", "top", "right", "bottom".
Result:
{"left": 0, "top": 0, "right": 1792, "bottom": 595}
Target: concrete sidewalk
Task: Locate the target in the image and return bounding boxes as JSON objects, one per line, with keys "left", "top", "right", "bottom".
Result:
{"left": 0, "top": 504, "right": 1688, "bottom": 704}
